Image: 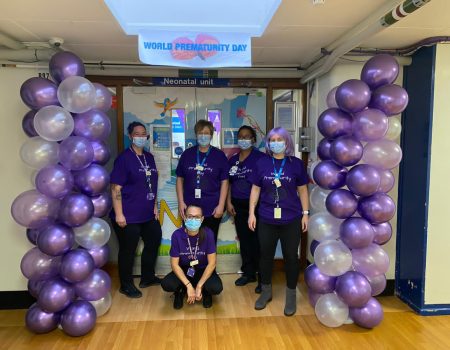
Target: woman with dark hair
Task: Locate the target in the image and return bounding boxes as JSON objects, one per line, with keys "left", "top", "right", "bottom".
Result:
{"left": 176, "top": 119, "right": 229, "bottom": 243}
{"left": 161, "top": 205, "right": 223, "bottom": 309}
{"left": 227, "top": 125, "right": 264, "bottom": 292}
{"left": 110, "top": 121, "right": 162, "bottom": 298}
{"left": 248, "top": 127, "right": 309, "bottom": 316}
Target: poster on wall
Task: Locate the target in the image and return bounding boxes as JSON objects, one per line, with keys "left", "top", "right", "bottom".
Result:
{"left": 207, "top": 109, "right": 221, "bottom": 147}
{"left": 274, "top": 101, "right": 296, "bottom": 131}
{"left": 171, "top": 108, "right": 186, "bottom": 158}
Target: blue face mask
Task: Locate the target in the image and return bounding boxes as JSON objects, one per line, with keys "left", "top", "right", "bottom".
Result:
{"left": 133, "top": 136, "right": 147, "bottom": 148}
{"left": 185, "top": 218, "right": 202, "bottom": 231}
{"left": 197, "top": 134, "right": 211, "bottom": 147}
{"left": 238, "top": 139, "right": 252, "bottom": 150}
{"left": 270, "top": 141, "right": 286, "bottom": 154}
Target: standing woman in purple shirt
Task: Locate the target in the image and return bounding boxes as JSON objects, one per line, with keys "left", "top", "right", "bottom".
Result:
{"left": 227, "top": 125, "right": 264, "bottom": 292}
{"left": 176, "top": 120, "right": 229, "bottom": 243}
{"left": 110, "top": 122, "right": 162, "bottom": 298}
{"left": 248, "top": 127, "right": 309, "bottom": 316}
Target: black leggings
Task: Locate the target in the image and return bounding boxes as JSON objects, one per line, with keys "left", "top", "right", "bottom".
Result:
{"left": 202, "top": 216, "right": 222, "bottom": 244}
{"left": 258, "top": 218, "right": 301, "bottom": 289}
{"left": 161, "top": 268, "right": 223, "bottom": 295}
{"left": 112, "top": 219, "right": 162, "bottom": 287}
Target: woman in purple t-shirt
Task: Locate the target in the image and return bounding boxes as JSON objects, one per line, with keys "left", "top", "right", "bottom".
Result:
{"left": 248, "top": 127, "right": 310, "bottom": 316}
{"left": 110, "top": 122, "right": 162, "bottom": 299}
{"left": 161, "top": 205, "right": 223, "bottom": 309}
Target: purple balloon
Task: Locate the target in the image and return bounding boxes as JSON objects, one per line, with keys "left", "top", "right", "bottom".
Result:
{"left": 372, "top": 222, "right": 392, "bottom": 245}
{"left": 27, "top": 279, "right": 49, "bottom": 298}
{"left": 60, "top": 300, "right": 97, "bottom": 337}
{"left": 26, "top": 228, "right": 40, "bottom": 245}
{"left": 336, "top": 271, "right": 372, "bottom": 307}
{"left": 340, "top": 217, "right": 375, "bottom": 249}
{"left": 84, "top": 244, "right": 110, "bottom": 268}
{"left": 22, "top": 110, "right": 38, "bottom": 137}
{"left": 304, "top": 264, "right": 336, "bottom": 294}
{"left": 49, "top": 51, "right": 85, "bottom": 83}
{"left": 370, "top": 84, "right": 409, "bottom": 116}
{"left": 313, "top": 160, "right": 347, "bottom": 190}
{"left": 60, "top": 249, "right": 96, "bottom": 283}
{"left": 367, "top": 274, "right": 387, "bottom": 296}
{"left": 378, "top": 169, "right": 395, "bottom": 193}
{"left": 25, "top": 304, "right": 60, "bottom": 334}
{"left": 349, "top": 297, "right": 383, "bottom": 328}
{"left": 317, "top": 108, "right": 353, "bottom": 139}
{"left": 20, "top": 247, "right": 61, "bottom": 281}
{"left": 330, "top": 136, "right": 363, "bottom": 166}
{"left": 325, "top": 189, "right": 358, "bottom": 219}
{"left": 73, "top": 164, "right": 110, "bottom": 196}
{"left": 73, "top": 109, "right": 111, "bottom": 141}
{"left": 361, "top": 54, "right": 399, "bottom": 90}
{"left": 59, "top": 193, "right": 94, "bottom": 227}
{"left": 346, "top": 164, "right": 381, "bottom": 197}
{"left": 38, "top": 278, "right": 75, "bottom": 313}
{"left": 310, "top": 240, "right": 320, "bottom": 256}
{"left": 358, "top": 193, "right": 396, "bottom": 224}
{"left": 35, "top": 165, "right": 74, "bottom": 199}
{"left": 93, "top": 83, "right": 113, "bottom": 112}
{"left": 317, "top": 138, "right": 332, "bottom": 160}
{"left": 37, "top": 224, "right": 75, "bottom": 256}
{"left": 91, "top": 140, "right": 111, "bottom": 165}
{"left": 352, "top": 108, "right": 388, "bottom": 142}
{"left": 20, "top": 77, "right": 58, "bottom": 110}
{"left": 352, "top": 243, "right": 390, "bottom": 278}
{"left": 308, "top": 290, "right": 324, "bottom": 308}
{"left": 75, "top": 268, "right": 111, "bottom": 301}
{"left": 335, "top": 79, "right": 371, "bottom": 113}
{"left": 91, "top": 192, "right": 112, "bottom": 218}
{"left": 11, "top": 190, "right": 60, "bottom": 229}
{"left": 59, "top": 136, "right": 94, "bottom": 171}
{"left": 326, "top": 87, "right": 339, "bottom": 108}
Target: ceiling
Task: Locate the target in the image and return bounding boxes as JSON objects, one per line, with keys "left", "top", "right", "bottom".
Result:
{"left": 0, "top": 0, "right": 449, "bottom": 67}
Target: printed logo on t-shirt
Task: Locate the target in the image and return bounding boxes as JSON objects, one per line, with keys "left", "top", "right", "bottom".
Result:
{"left": 263, "top": 171, "right": 293, "bottom": 183}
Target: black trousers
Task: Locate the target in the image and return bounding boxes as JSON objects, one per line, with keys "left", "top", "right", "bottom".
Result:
{"left": 112, "top": 219, "right": 162, "bottom": 287}
{"left": 258, "top": 218, "right": 301, "bottom": 289}
{"left": 161, "top": 267, "right": 223, "bottom": 295}
{"left": 232, "top": 198, "right": 260, "bottom": 277}
{"left": 202, "top": 216, "right": 222, "bottom": 244}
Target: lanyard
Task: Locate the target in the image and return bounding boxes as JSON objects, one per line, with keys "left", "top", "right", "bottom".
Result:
{"left": 130, "top": 148, "right": 152, "bottom": 192}
{"left": 272, "top": 157, "right": 286, "bottom": 180}
{"left": 196, "top": 147, "right": 211, "bottom": 189}
{"left": 186, "top": 233, "right": 199, "bottom": 261}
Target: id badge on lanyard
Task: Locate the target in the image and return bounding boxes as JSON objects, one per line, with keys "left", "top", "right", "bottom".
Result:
{"left": 195, "top": 147, "right": 210, "bottom": 199}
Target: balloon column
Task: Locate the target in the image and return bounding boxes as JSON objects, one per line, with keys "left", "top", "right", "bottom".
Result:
{"left": 11, "top": 51, "right": 113, "bottom": 336}
{"left": 308, "top": 55, "right": 407, "bottom": 329}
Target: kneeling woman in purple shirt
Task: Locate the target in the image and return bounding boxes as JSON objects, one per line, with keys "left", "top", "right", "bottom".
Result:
{"left": 248, "top": 127, "right": 309, "bottom": 316}
{"left": 161, "top": 205, "right": 223, "bottom": 309}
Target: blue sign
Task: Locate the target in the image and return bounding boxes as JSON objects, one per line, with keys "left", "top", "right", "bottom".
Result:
{"left": 151, "top": 77, "right": 230, "bottom": 87}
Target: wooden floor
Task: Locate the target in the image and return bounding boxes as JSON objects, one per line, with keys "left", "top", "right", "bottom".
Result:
{"left": 1, "top": 272, "right": 450, "bottom": 350}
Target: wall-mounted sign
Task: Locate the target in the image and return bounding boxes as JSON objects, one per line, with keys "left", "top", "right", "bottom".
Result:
{"left": 152, "top": 77, "right": 230, "bottom": 87}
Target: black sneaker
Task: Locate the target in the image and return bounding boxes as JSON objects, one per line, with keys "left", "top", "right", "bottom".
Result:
{"left": 173, "top": 290, "right": 184, "bottom": 309}
{"left": 119, "top": 284, "right": 142, "bottom": 298}
{"left": 139, "top": 276, "right": 162, "bottom": 288}
{"left": 202, "top": 292, "right": 213, "bottom": 308}
{"left": 235, "top": 275, "right": 257, "bottom": 286}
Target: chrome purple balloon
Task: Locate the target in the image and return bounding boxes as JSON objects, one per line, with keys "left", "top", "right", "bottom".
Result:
{"left": 59, "top": 136, "right": 94, "bottom": 171}
{"left": 35, "top": 165, "right": 74, "bottom": 199}
{"left": 75, "top": 268, "right": 111, "bottom": 301}
{"left": 310, "top": 239, "right": 320, "bottom": 256}
{"left": 317, "top": 138, "right": 332, "bottom": 160}
{"left": 349, "top": 297, "right": 384, "bottom": 328}
{"left": 372, "top": 222, "right": 392, "bottom": 245}
{"left": 59, "top": 193, "right": 94, "bottom": 227}
{"left": 335, "top": 271, "right": 372, "bottom": 308}
{"left": 346, "top": 164, "right": 381, "bottom": 197}
{"left": 73, "top": 164, "right": 110, "bottom": 196}
{"left": 335, "top": 79, "right": 371, "bottom": 113}
{"left": 304, "top": 264, "right": 336, "bottom": 294}
{"left": 352, "top": 108, "right": 388, "bottom": 142}
{"left": 370, "top": 84, "right": 409, "bottom": 116}
{"left": 325, "top": 189, "right": 358, "bottom": 219}
{"left": 93, "top": 83, "right": 113, "bottom": 112}
{"left": 85, "top": 244, "right": 110, "bottom": 268}
{"left": 26, "top": 228, "right": 40, "bottom": 245}
{"left": 25, "top": 304, "right": 60, "bottom": 334}
{"left": 91, "top": 140, "right": 111, "bottom": 165}
{"left": 49, "top": 51, "right": 85, "bottom": 83}
{"left": 60, "top": 300, "right": 97, "bottom": 337}
{"left": 60, "top": 249, "right": 96, "bottom": 283}
{"left": 20, "top": 247, "right": 61, "bottom": 281}
{"left": 352, "top": 243, "right": 390, "bottom": 278}
{"left": 340, "top": 217, "right": 374, "bottom": 249}
{"left": 22, "top": 110, "right": 38, "bottom": 137}
{"left": 330, "top": 136, "right": 363, "bottom": 167}
{"left": 20, "top": 77, "right": 58, "bottom": 110}
{"left": 326, "top": 87, "right": 339, "bottom": 108}
{"left": 37, "top": 278, "right": 75, "bottom": 313}
{"left": 367, "top": 274, "right": 387, "bottom": 296}
{"left": 317, "top": 108, "right": 353, "bottom": 139}
{"left": 73, "top": 109, "right": 111, "bottom": 141}
{"left": 308, "top": 290, "right": 324, "bottom": 308}
{"left": 37, "top": 224, "right": 75, "bottom": 256}
{"left": 361, "top": 54, "right": 399, "bottom": 90}
{"left": 91, "top": 192, "right": 112, "bottom": 218}
{"left": 313, "top": 160, "right": 347, "bottom": 190}
{"left": 378, "top": 169, "right": 395, "bottom": 193}
{"left": 358, "top": 193, "right": 396, "bottom": 224}
{"left": 27, "top": 279, "right": 49, "bottom": 298}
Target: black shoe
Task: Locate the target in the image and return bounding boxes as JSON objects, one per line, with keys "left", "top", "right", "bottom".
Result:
{"left": 255, "top": 283, "right": 262, "bottom": 294}
{"left": 119, "top": 284, "right": 142, "bottom": 298}
{"left": 235, "top": 275, "right": 257, "bottom": 286}
{"left": 173, "top": 290, "right": 184, "bottom": 309}
{"left": 139, "top": 276, "right": 162, "bottom": 288}
{"left": 202, "top": 292, "right": 213, "bottom": 308}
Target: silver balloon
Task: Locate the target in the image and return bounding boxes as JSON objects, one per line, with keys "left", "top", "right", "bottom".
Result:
{"left": 20, "top": 137, "right": 59, "bottom": 169}
{"left": 384, "top": 117, "right": 402, "bottom": 140}
{"left": 88, "top": 292, "right": 112, "bottom": 317}
{"left": 314, "top": 240, "right": 352, "bottom": 277}
{"left": 73, "top": 217, "right": 111, "bottom": 249}
{"left": 34, "top": 106, "right": 74, "bottom": 142}
{"left": 310, "top": 186, "right": 330, "bottom": 213}
{"left": 57, "top": 76, "right": 96, "bottom": 113}
{"left": 315, "top": 293, "right": 349, "bottom": 328}
{"left": 308, "top": 212, "right": 342, "bottom": 242}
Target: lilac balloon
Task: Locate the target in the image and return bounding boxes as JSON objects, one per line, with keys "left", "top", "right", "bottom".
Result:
{"left": 20, "top": 247, "right": 61, "bottom": 281}
{"left": 85, "top": 244, "right": 110, "bottom": 268}
{"left": 317, "top": 108, "right": 353, "bottom": 139}
{"left": 310, "top": 240, "right": 320, "bottom": 256}
{"left": 22, "top": 110, "right": 38, "bottom": 137}
{"left": 93, "top": 83, "right": 113, "bottom": 112}
{"left": 11, "top": 190, "right": 60, "bottom": 229}
{"left": 361, "top": 54, "right": 399, "bottom": 90}
{"left": 308, "top": 290, "right": 324, "bottom": 308}
{"left": 325, "top": 189, "right": 358, "bottom": 219}
{"left": 313, "top": 161, "right": 347, "bottom": 190}
{"left": 372, "top": 222, "right": 392, "bottom": 245}
{"left": 59, "top": 193, "right": 94, "bottom": 227}
{"left": 362, "top": 139, "right": 403, "bottom": 170}
{"left": 59, "top": 136, "right": 94, "bottom": 171}
{"left": 20, "top": 77, "right": 58, "bottom": 110}
{"left": 330, "top": 136, "right": 363, "bottom": 167}
{"left": 73, "top": 164, "right": 110, "bottom": 196}
{"left": 60, "top": 249, "right": 95, "bottom": 283}
{"left": 37, "top": 224, "right": 75, "bottom": 256}
{"left": 49, "top": 51, "right": 85, "bottom": 83}
{"left": 353, "top": 108, "right": 388, "bottom": 142}
{"left": 335, "top": 79, "right": 371, "bottom": 113}
{"left": 73, "top": 109, "right": 111, "bottom": 141}
{"left": 370, "top": 84, "right": 408, "bottom": 116}
{"left": 91, "top": 192, "right": 112, "bottom": 218}
{"left": 75, "top": 268, "right": 111, "bottom": 301}
{"left": 60, "top": 300, "right": 97, "bottom": 337}
{"left": 326, "top": 87, "right": 339, "bottom": 108}
{"left": 349, "top": 297, "right": 383, "bottom": 328}
{"left": 26, "top": 228, "right": 40, "bottom": 245}
{"left": 336, "top": 271, "right": 372, "bottom": 307}
{"left": 91, "top": 140, "right": 111, "bottom": 165}
{"left": 304, "top": 264, "right": 336, "bottom": 294}
{"left": 35, "top": 165, "right": 74, "bottom": 199}
{"left": 352, "top": 243, "right": 390, "bottom": 278}
{"left": 25, "top": 304, "right": 60, "bottom": 334}
{"left": 367, "top": 274, "right": 387, "bottom": 296}
{"left": 358, "top": 193, "right": 396, "bottom": 224}
{"left": 38, "top": 278, "right": 75, "bottom": 313}
{"left": 340, "top": 217, "right": 375, "bottom": 249}
{"left": 378, "top": 169, "right": 395, "bottom": 193}
{"left": 346, "top": 164, "right": 381, "bottom": 197}
{"left": 317, "top": 138, "right": 332, "bottom": 160}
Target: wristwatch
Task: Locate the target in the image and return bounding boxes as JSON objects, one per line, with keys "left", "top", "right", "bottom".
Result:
{"left": 302, "top": 210, "right": 310, "bottom": 215}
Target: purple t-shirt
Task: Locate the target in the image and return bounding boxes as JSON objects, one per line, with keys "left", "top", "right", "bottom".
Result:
{"left": 110, "top": 148, "right": 158, "bottom": 223}
{"left": 169, "top": 227, "right": 216, "bottom": 269}
{"left": 250, "top": 155, "right": 309, "bottom": 225}
{"left": 176, "top": 146, "right": 229, "bottom": 217}
{"left": 228, "top": 148, "right": 264, "bottom": 199}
